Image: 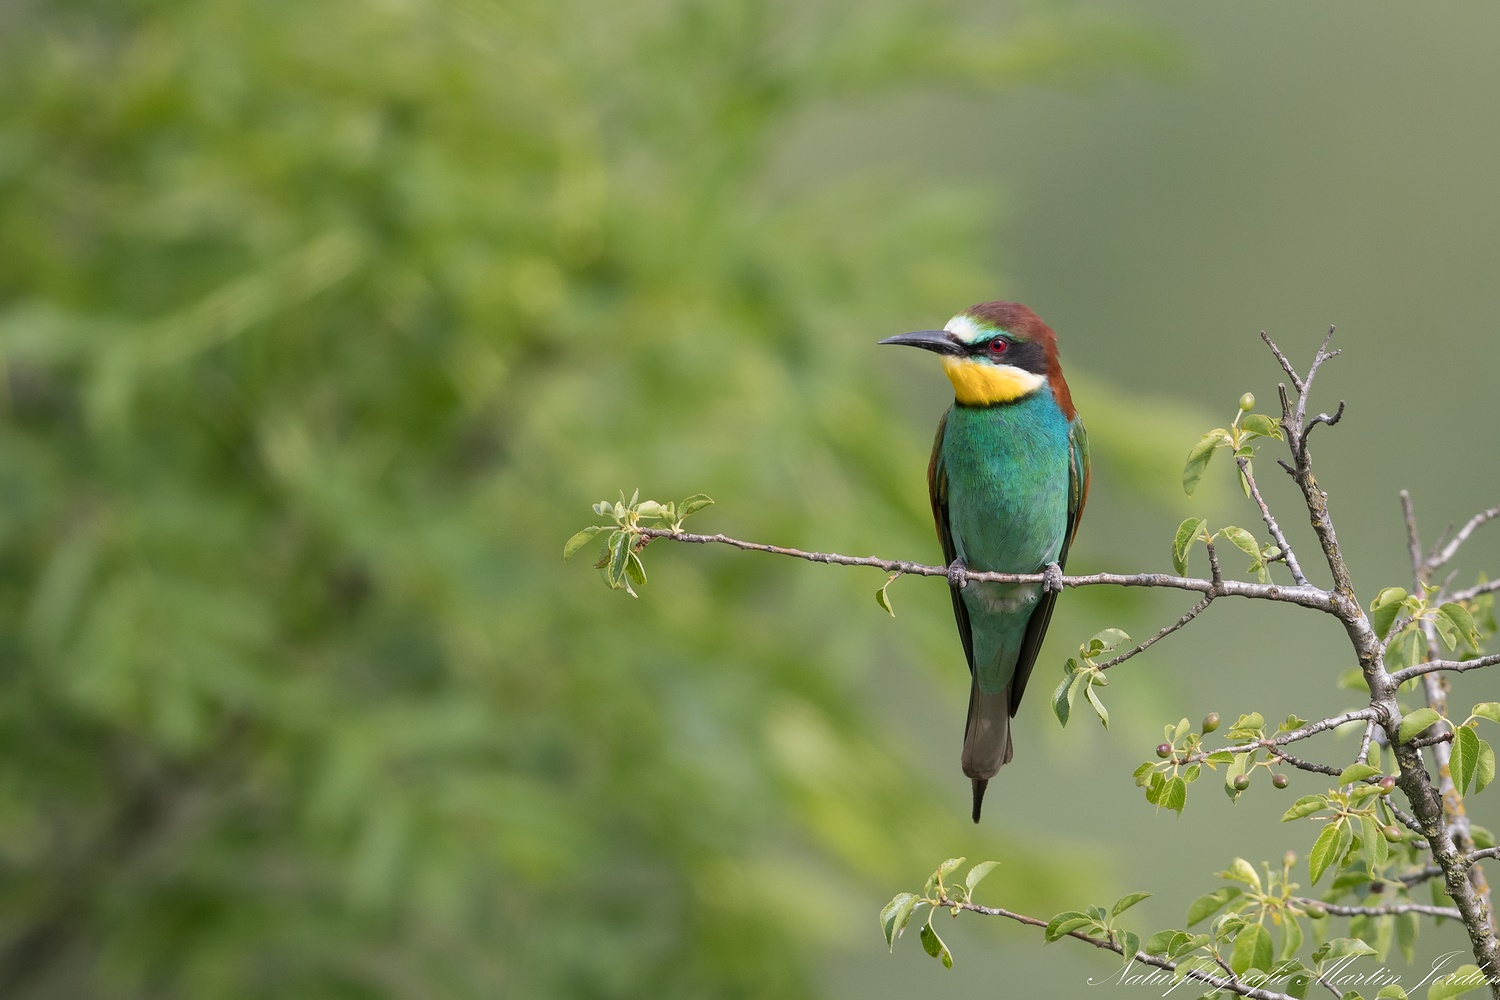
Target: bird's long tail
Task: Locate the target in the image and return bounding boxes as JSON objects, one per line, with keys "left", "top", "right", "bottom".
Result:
{"left": 962, "top": 678, "right": 1013, "bottom": 823}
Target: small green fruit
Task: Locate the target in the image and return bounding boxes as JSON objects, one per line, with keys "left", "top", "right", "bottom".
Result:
{"left": 1304, "top": 902, "right": 1328, "bottom": 919}
{"left": 1384, "top": 825, "right": 1404, "bottom": 844}
{"left": 1232, "top": 774, "right": 1251, "bottom": 791}
{"left": 1378, "top": 776, "right": 1396, "bottom": 794}
{"left": 1156, "top": 743, "right": 1173, "bottom": 759}
{"left": 1239, "top": 393, "right": 1255, "bottom": 412}
{"left": 1283, "top": 850, "right": 1297, "bottom": 869}
{"left": 1272, "top": 773, "right": 1290, "bottom": 789}
{"left": 1201, "top": 712, "right": 1221, "bottom": 734}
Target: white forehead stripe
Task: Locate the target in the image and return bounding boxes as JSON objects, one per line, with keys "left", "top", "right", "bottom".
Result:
{"left": 943, "top": 314, "right": 984, "bottom": 345}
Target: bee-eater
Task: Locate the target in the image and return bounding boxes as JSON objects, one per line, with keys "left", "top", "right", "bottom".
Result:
{"left": 880, "top": 301, "right": 1088, "bottom": 822}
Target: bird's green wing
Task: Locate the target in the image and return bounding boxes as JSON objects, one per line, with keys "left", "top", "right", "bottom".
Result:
{"left": 927, "top": 408, "right": 975, "bottom": 675}
{"left": 1008, "top": 416, "right": 1090, "bottom": 714}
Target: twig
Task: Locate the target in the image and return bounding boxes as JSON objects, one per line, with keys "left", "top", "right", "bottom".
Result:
{"left": 1260, "top": 330, "right": 1304, "bottom": 393}
{"left": 1237, "top": 455, "right": 1310, "bottom": 586}
{"left": 1097, "top": 596, "right": 1214, "bottom": 671}
{"left": 1447, "top": 577, "right": 1500, "bottom": 604}
{"left": 1396, "top": 864, "right": 1445, "bottom": 886}
{"left": 1387, "top": 651, "right": 1500, "bottom": 686}
{"left": 933, "top": 895, "right": 1301, "bottom": 1000}
{"left": 1465, "top": 848, "right": 1500, "bottom": 869}
{"left": 1182, "top": 709, "right": 1378, "bottom": 765}
{"left": 636, "top": 529, "right": 1334, "bottom": 611}
{"left": 1290, "top": 897, "right": 1462, "bottom": 920}
{"left": 1429, "top": 505, "right": 1500, "bottom": 574}
{"left": 1355, "top": 719, "right": 1377, "bottom": 765}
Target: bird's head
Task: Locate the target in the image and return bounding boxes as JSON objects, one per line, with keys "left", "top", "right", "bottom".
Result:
{"left": 879, "top": 301, "right": 1073, "bottom": 414}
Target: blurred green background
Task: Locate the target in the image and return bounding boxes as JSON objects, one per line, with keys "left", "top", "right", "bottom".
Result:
{"left": 1, "top": 1, "right": 1497, "bottom": 998}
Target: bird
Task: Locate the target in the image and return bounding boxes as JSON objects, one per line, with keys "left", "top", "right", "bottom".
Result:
{"left": 879, "top": 301, "right": 1088, "bottom": 822}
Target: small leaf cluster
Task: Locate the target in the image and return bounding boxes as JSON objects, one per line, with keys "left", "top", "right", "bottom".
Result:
{"left": 1133, "top": 714, "right": 1232, "bottom": 815}
{"left": 1173, "top": 517, "right": 1280, "bottom": 582}
{"left": 1372, "top": 585, "right": 1483, "bottom": 672}
{"left": 879, "top": 858, "right": 1002, "bottom": 969}
{"left": 1044, "top": 890, "right": 1153, "bottom": 969}
{"left": 1280, "top": 752, "right": 1405, "bottom": 889}
{"left": 1052, "top": 629, "right": 1129, "bottom": 728}
{"left": 1396, "top": 703, "right": 1500, "bottom": 797}
{"left": 564, "top": 491, "right": 714, "bottom": 595}
{"left": 1134, "top": 713, "right": 1306, "bottom": 814}
{"left": 1165, "top": 855, "right": 1323, "bottom": 993}
{"left": 1182, "top": 393, "right": 1283, "bottom": 498}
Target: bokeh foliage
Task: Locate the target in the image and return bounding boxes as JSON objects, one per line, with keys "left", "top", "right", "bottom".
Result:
{"left": 0, "top": 1, "right": 1173, "bottom": 997}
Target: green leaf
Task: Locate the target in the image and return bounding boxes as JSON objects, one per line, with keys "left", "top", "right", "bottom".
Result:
{"left": 1282, "top": 795, "right": 1328, "bottom": 821}
{"left": 1452, "top": 724, "right": 1481, "bottom": 795}
{"left": 1159, "top": 775, "right": 1186, "bottom": 814}
{"left": 1313, "top": 936, "right": 1377, "bottom": 962}
{"left": 563, "top": 525, "right": 605, "bottom": 560}
{"left": 1085, "top": 682, "right": 1109, "bottom": 729}
{"left": 1045, "top": 911, "right": 1095, "bottom": 942}
{"left": 1052, "top": 667, "right": 1081, "bottom": 727}
{"left": 1112, "top": 891, "right": 1152, "bottom": 918}
{"left": 1309, "top": 821, "right": 1341, "bottom": 885}
{"left": 1476, "top": 738, "right": 1495, "bottom": 794}
{"left": 1224, "top": 857, "right": 1263, "bottom": 891}
{"left": 1387, "top": 627, "right": 1426, "bottom": 672}
{"left": 1240, "top": 412, "right": 1283, "bottom": 439}
{"left": 1438, "top": 603, "right": 1480, "bottom": 650}
{"left": 1221, "top": 525, "right": 1264, "bottom": 574}
{"left": 1117, "top": 929, "right": 1140, "bottom": 965}
{"left": 677, "top": 494, "right": 714, "bottom": 519}
{"left": 1280, "top": 911, "right": 1304, "bottom": 963}
{"left": 607, "top": 530, "right": 632, "bottom": 589}
{"left": 1230, "top": 923, "right": 1274, "bottom": 975}
{"left": 1143, "top": 929, "right": 1180, "bottom": 955}
{"left": 1427, "top": 964, "right": 1486, "bottom": 999}
{"left": 1398, "top": 707, "right": 1443, "bottom": 744}
{"left": 919, "top": 922, "right": 953, "bottom": 969}
{"left": 1378, "top": 987, "right": 1411, "bottom": 1000}
{"left": 880, "top": 893, "right": 919, "bottom": 949}
{"left": 935, "top": 857, "right": 965, "bottom": 883}
{"left": 1340, "top": 763, "right": 1381, "bottom": 785}
{"left": 1473, "top": 825, "right": 1496, "bottom": 849}
{"left": 964, "top": 861, "right": 1000, "bottom": 896}
{"left": 1187, "top": 886, "right": 1241, "bottom": 926}
{"left": 1370, "top": 588, "right": 1409, "bottom": 641}
{"left": 1472, "top": 703, "right": 1500, "bottom": 725}
{"left": 625, "top": 551, "right": 647, "bottom": 589}
{"left": 1173, "top": 517, "right": 1206, "bottom": 575}
{"left": 1362, "top": 813, "right": 1389, "bottom": 870}
{"left": 875, "top": 576, "right": 897, "bottom": 617}
{"left": 1182, "top": 430, "right": 1229, "bottom": 497}
{"left": 1397, "top": 907, "right": 1419, "bottom": 965}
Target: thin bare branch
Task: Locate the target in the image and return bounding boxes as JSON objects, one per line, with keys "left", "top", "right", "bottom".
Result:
{"left": 1397, "top": 864, "right": 1445, "bottom": 886}
{"left": 636, "top": 529, "right": 1334, "bottom": 610}
{"left": 1097, "top": 596, "right": 1214, "bottom": 671}
{"left": 1260, "top": 330, "right": 1304, "bottom": 393}
{"left": 1237, "top": 454, "right": 1310, "bottom": 586}
{"left": 1448, "top": 577, "right": 1500, "bottom": 604}
{"left": 1465, "top": 848, "right": 1500, "bottom": 869}
{"left": 1430, "top": 504, "right": 1500, "bottom": 574}
{"left": 1291, "top": 897, "right": 1461, "bottom": 920}
{"left": 1388, "top": 649, "right": 1500, "bottom": 685}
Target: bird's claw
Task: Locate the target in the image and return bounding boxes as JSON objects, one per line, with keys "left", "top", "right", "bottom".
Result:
{"left": 1042, "top": 562, "right": 1065, "bottom": 595}
{"left": 947, "top": 559, "right": 969, "bottom": 590}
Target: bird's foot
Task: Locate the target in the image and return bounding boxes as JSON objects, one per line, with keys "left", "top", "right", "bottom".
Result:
{"left": 1042, "top": 561, "right": 1065, "bottom": 595}
{"left": 946, "top": 559, "right": 969, "bottom": 590}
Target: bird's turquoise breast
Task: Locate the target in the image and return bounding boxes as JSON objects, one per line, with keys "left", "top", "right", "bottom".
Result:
{"left": 943, "top": 391, "right": 1072, "bottom": 690}
{"left": 943, "top": 391, "right": 1071, "bottom": 571}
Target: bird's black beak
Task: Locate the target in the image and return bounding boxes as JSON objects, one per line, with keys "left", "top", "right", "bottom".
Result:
{"left": 877, "top": 330, "right": 965, "bottom": 356}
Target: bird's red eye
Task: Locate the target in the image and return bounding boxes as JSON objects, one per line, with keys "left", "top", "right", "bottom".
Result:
{"left": 988, "top": 338, "right": 1008, "bottom": 355}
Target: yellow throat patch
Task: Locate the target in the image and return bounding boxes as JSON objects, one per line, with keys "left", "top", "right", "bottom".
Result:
{"left": 941, "top": 356, "right": 1047, "bottom": 406}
